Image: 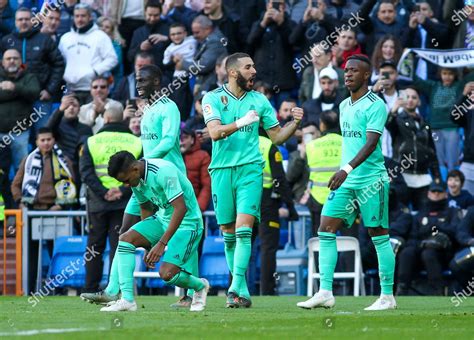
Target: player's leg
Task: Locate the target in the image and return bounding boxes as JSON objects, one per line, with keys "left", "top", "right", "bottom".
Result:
{"left": 162, "top": 228, "right": 209, "bottom": 312}
{"left": 297, "top": 188, "right": 356, "bottom": 309}
{"left": 101, "top": 216, "right": 159, "bottom": 312}
{"left": 360, "top": 180, "right": 396, "bottom": 310}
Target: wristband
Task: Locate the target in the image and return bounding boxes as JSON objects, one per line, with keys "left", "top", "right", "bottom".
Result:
{"left": 341, "top": 164, "right": 353, "bottom": 174}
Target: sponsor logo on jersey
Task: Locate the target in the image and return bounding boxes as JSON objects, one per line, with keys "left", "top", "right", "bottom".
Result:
{"left": 141, "top": 133, "right": 159, "bottom": 140}
{"left": 203, "top": 104, "right": 212, "bottom": 116}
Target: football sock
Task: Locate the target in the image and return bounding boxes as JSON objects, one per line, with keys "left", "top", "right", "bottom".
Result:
{"left": 230, "top": 227, "right": 252, "bottom": 298}
{"left": 186, "top": 252, "right": 199, "bottom": 296}
{"left": 104, "top": 249, "right": 119, "bottom": 295}
{"left": 318, "top": 232, "right": 338, "bottom": 291}
{"left": 167, "top": 271, "right": 205, "bottom": 291}
{"left": 223, "top": 232, "right": 236, "bottom": 275}
{"left": 372, "top": 235, "right": 395, "bottom": 295}
{"left": 117, "top": 241, "right": 136, "bottom": 302}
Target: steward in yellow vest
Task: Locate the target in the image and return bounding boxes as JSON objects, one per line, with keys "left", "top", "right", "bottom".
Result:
{"left": 258, "top": 133, "right": 298, "bottom": 295}
{"left": 79, "top": 105, "right": 142, "bottom": 292}
{"left": 304, "top": 110, "right": 342, "bottom": 231}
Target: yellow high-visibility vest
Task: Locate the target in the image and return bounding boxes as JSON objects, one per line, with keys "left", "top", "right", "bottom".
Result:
{"left": 0, "top": 194, "right": 4, "bottom": 221}
{"left": 259, "top": 136, "right": 274, "bottom": 188}
{"left": 306, "top": 133, "right": 342, "bottom": 204}
{"left": 87, "top": 131, "right": 142, "bottom": 189}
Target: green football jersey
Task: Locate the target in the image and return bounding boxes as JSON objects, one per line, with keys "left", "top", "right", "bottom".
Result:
{"left": 141, "top": 96, "right": 186, "bottom": 174}
{"left": 202, "top": 84, "right": 279, "bottom": 169}
{"left": 339, "top": 90, "right": 389, "bottom": 189}
{"left": 132, "top": 159, "right": 203, "bottom": 230}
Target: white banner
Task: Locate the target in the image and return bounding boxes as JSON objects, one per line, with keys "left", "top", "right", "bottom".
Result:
{"left": 397, "top": 48, "right": 474, "bottom": 80}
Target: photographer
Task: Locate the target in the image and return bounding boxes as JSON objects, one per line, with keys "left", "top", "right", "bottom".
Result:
{"left": 396, "top": 182, "right": 462, "bottom": 295}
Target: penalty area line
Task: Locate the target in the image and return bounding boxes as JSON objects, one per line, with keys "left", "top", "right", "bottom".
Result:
{"left": 0, "top": 327, "right": 108, "bottom": 336}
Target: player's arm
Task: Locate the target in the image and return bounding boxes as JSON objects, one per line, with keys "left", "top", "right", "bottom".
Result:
{"left": 145, "top": 195, "right": 187, "bottom": 267}
{"left": 148, "top": 104, "right": 180, "bottom": 158}
{"left": 328, "top": 131, "right": 381, "bottom": 190}
{"left": 265, "top": 107, "right": 304, "bottom": 145}
{"left": 207, "top": 110, "right": 260, "bottom": 141}
{"left": 139, "top": 201, "right": 155, "bottom": 220}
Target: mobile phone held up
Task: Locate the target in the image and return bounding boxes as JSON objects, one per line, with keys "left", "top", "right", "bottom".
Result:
{"left": 311, "top": 0, "right": 319, "bottom": 8}
{"left": 127, "top": 99, "right": 138, "bottom": 110}
{"left": 272, "top": 0, "right": 281, "bottom": 10}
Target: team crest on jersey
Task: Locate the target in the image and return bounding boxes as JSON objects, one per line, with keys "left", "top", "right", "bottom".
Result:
{"left": 221, "top": 96, "right": 228, "bottom": 105}
{"left": 203, "top": 104, "right": 212, "bottom": 116}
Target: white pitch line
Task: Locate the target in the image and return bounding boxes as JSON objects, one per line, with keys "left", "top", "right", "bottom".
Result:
{"left": 0, "top": 327, "right": 108, "bottom": 336}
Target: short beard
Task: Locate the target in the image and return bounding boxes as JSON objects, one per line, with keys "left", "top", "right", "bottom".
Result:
{"left": 236, "top": 72, "right": 252, "bottom": 92}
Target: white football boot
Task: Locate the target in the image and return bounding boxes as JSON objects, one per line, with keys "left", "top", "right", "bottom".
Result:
{"left": 100, "top": 298, "right": 137, "bottom": 312}
{"left": 297, "top": 290, "right": 335, "bottom": 309}
{"left": 364, "top": 295, "right": 397, "bottom": 311}
{"left": 190, "top": 278, "right": 210, "bottom": 312}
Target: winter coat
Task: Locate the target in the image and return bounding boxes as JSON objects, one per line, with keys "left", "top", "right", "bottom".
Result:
{"left": 1, "top": 28, "right": 65, "bottom": 95}
{"left": 0, "top": 66, "right": 40, "bottom": 133}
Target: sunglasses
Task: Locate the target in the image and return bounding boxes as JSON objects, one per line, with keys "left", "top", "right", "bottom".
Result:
{"left": 92, "top": 85, "right": 107, "bottom": 89}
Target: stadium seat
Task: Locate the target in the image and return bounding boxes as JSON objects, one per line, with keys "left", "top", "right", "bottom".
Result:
{"left": 306, "top": 236, "right": 366, "bottom": 296}
{"left": 48, "top": 236, "right": 88, "bottom": 288}
{"left": 199, "top": 236, "right": 229, "bottom": 288}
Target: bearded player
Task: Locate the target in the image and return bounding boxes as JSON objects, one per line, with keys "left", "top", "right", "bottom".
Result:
{"left": 203, "top": 52, "right": 304, "bottom": 308}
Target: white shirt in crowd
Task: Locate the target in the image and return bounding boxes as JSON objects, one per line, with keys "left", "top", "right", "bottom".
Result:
{"left": 163, "top": 36, "right": 197, "bottom": 78}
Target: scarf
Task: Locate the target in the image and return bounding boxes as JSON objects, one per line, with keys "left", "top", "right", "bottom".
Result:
{"left": 21, "top": 145, "right": 75, "bottom": 206}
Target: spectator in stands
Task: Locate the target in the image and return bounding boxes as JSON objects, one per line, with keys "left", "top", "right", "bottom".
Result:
{"left": 80, "top": 104, "right": 141, "bottom": 294}
{"left": 0, "top": 49, "right": 41, "bottom": 172}
{"left": 444, "top": 1, "right": 473, "bottom": 49}
{"left": 370, "top": 34, "right": 403, "bottom": 83}
{"left": 176, "top": 15, "right": 226, "bottom": 95}
{"left": 359, "top": 0, "right": 409, "bottom": 56}
{"left": 396, "top": 181, "right": 461, "bottom": 295}
{"left": 97, "top": 16, "right": 125, "bottom": 88}
{"left": 59, "top": 3, "right": 118, "bottom": 105}
{"left": 127, "top": 0, "right": 169, "bottom": 69}
{"left": 406, "top": 1, "right": 451, "bottom": 80}
{"left": 128, "top": 116, "right": 141, "bottom": 137}
{"left": 78, "top": 76, "right": 123, "bottom": 134}
{"left": 449, "top": 206, "right": 474, "bottom": 291}
{"left": 184, "top": 95, "right": 212, "bottom": 155}
{"left": 385, "top": 86, "right": 441, "bottom": 211}
{"left": 226, "top": 0, "right": 266, "bottom": 42}
{"left": 247, "top": 1, "right": 297, "bottom": 108}
{"left": 11, "top": 127, "right": 75, "bottom": 211}
{"left": 447, "top": 170, "right": 474, "bottom": 209}
{"left": 414, "top": 67, "right": 464, "bottom": 171}
{"left": 451, "top": 81, "right": 474, "bottom": 195}
{"left": 299, "top": 43, "right": 344, "bottom": 104}
{"left": 290, "top": 0, "right": 335, "bottom": 57}
{"left": 1, "top": 7, "right": 65, "bottom": 128}
{"left": 201, "top": 0, "right": 241, "bottom": 53}
{"left": 199, "top": 53, "right": 227, "bottom": 93}
{"left": 331, "top": 27, "right": 362, "bottom": 69}
{"left": 40, "top": 7, "right": 62, "bottom": 44}
{"left": 164, "top": 0, "right": 198, "bottom": 32}
{"left": 302, "top": 67, "right": 345, "bottom": 126}
{"left": 57, "top": 0, "right": 78, "bottom": 36}
{"left": 254, "top": 80, "right": 275, "bottom": 102}
{"left": 47, "top": 94, "right": 93, "bottom": 181}
{"left": 112, "top": 51, "right": 154, "bottom": 106}
{"left": 0, "top": 0, "right": 14, "bottom": 41}
{"left": 277, "top": 98, "right": 300, "bottom": 154}
{"left": 325, "top": 0, "right": 360, "bottom": 25}
{"left": 162, "top": 22, "right": 197, "bottom": 120}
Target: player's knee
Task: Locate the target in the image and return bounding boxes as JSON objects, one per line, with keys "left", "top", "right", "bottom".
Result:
{"left": 159, "top": 266, "right": 176, "bottom": 281}
{"left": 318, "top": 225, "right": 336, "bottom": 234}
{"left": 367, "top": 227, "right": 389, "bottom": 238}
{"left": 119, "top": 231, "right": 133, "bottom": 243}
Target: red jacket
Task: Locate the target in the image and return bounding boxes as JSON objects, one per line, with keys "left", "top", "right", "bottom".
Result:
{"left": 340, "top": 44, "right": 363, "bottom": 69}
{"left": 183, "top": 137, "right": 211, "bottom": 212}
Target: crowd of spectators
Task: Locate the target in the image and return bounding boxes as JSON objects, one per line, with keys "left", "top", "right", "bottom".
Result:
{"left": 0, "top": 0, "right": 474, "bottom": 296}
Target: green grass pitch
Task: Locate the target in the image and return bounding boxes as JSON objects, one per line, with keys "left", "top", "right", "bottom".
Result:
{"left": 0, "top": 296, "right": 473, "bottom": 339}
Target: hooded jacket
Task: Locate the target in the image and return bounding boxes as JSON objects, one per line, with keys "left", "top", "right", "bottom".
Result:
{"left": 1, "top": 27, "right": 65, "bottom": 95}
{"left": 0, "top": 65, "right": 40, "bottom": 133}
{"left": 182, "top": 136, "right": 211, "bottom": 212}
{"left": 58, "top": 22, "right": 118, "bottom": 91}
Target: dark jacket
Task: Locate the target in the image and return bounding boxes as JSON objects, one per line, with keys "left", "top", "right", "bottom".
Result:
{"left": 79, "top": 122, "right": 134, "bottom": 213}
{"left": 289, "top": 17, "right": 335, "bottom": 56}
{"left": 182, "top": 28, "right": 227, "bottom": 87}
{"left": 1, "top": 28, "right": 65, "bottom": 96}
{"left": 166, "top": 5, "right": 198, "bottom": 32}
{"left": 448, "top": 190, "right": 474, "bottom": 210}
{"left": 261, "top": 142, "right": 298, "bottom": 222}
{"left": 112, "top": 72, "right": 136, "bottom": 106}
{"left": 128, "top": 21, "right": 170, "bottom": 67}
{"left": 200, "top": 7, "right": 242, "bottom": 53}
{"left": 0, "top": 144, "right": 13, "bottom": 209}
{"left": 286, "top": 149, "right": 309, "bottom": 202}
{"left": 389, "top": 203, "right": 414, "bottom": 243}
{"left": 247, "top": 13, "right": 297, "bottom": 91}
{"left": 47, "top": 109, "right": 93, "bottom": 177}
{"left": 386, "top": 110, "right": 441, "bottom": 178}
{"left": 302, "top": 90, "right": 346, "bottom": 126}
{"left": 455, "top": 206, "right": 474, "bottom": 247}
{"left": 0, "top": 3, "right": 14, "bottom": 41}
{"left": 0, "top": 66, "right": 40, "bottom": 133}
{"left": 451, "top": 94, "right": 474, "bottom": 163}
{"left": 182, "top": 136, "right": 211, "bottom": 212}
